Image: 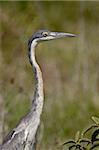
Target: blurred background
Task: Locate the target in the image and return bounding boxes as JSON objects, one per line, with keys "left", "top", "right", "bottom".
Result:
{"left": 0, "top": 1, "right": 99, "bottom": 149}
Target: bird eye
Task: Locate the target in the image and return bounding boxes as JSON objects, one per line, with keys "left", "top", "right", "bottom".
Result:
{"left": 42, "top": 32, "right": 48, "bottom": 37}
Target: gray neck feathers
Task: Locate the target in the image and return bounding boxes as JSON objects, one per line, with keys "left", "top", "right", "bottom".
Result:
{"left": 29, "top": 39, "right": 44, "bottom": 115}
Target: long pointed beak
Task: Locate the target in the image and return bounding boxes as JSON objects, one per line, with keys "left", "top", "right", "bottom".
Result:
{"left": 50, "top": 32, "right": 76, "bottom": 39}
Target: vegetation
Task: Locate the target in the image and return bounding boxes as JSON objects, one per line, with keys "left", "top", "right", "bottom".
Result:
{"left": 0, "top": 1, "right": 99, "bottom": 149}
{"left": 61, "top": 116, "right": 99, "bottom": 150}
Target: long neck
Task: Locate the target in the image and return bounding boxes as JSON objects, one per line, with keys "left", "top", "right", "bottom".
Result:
{"left": 29, "top": 39, "right": 44, "bottom": 115}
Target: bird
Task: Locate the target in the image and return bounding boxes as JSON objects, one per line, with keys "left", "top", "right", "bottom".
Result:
{"left": 0, "top": 29, "right": 76, "bottom": 150}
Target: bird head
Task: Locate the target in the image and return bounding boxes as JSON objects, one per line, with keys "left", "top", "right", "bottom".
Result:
{"left": 28, "top": 29, "right": 76, "bottom": 65}
{"left": 28, "top": 29, "right": 76, "bottom": 46}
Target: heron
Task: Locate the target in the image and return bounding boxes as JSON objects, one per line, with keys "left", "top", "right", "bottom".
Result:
{"left": 0, "top": 29, "right": 76, "bottom": 150}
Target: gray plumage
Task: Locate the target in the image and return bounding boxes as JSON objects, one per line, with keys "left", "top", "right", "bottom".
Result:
{"left": 0, "top": 29, "right": 76, "bottom": 150}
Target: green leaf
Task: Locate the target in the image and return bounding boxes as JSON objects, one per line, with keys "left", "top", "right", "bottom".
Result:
{"left": 90, "top": 143, "right": 99, "bottom": 150}
{"left": 80, "top": 139, "right": 91, "bottom": 145}
{"left": 83, "top": 125, "right": 98, "bottom": 135}
{"left": 91, "top": 129, "right": 99, "bottom": 144}
{"left": 75, "top": 131, "right": 80, "bottom": 142}
{"left": 92, "top": 116, "right": 99, "bottom": 125}
{"left": 62, "top": 140, "right": 76, "bottom": 146}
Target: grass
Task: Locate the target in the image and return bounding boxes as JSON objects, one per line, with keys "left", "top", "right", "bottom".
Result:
{"left": 0, "top": 1, "right": 99, "bottom": 149}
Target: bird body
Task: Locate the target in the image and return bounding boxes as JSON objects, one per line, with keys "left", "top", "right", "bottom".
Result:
{"left": 0, "top": 29, "right": 76, "bottom": 150}
{"left": 2, "top": 38, "right": 43, "bottom": 149}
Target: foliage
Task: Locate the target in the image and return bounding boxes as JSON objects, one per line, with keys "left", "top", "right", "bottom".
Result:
{"left": 61, "top": 116, "right": 99, "bottom": 150}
